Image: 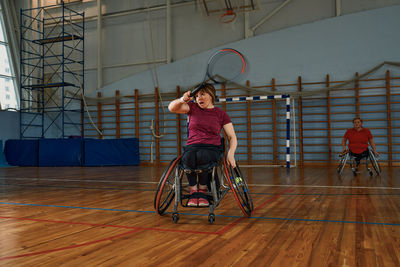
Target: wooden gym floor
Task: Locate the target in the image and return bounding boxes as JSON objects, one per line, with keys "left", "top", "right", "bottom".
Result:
{"left": 0, "top": 165, "right": 399, "bottom": 266}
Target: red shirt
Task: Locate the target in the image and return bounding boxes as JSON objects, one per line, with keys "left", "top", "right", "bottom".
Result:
{"left": 344, "top": 128, "right": 372, "bottom": 154}
{"left": 186, "top": 102, "right": 231, "bottom": 146}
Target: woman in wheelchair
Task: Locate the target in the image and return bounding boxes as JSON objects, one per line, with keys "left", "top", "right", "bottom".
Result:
{"left": 168, "top": 83, "right": 237, "bottom": 207}
{"left": 341, "top": 117, "right": 379, "bottom": 167}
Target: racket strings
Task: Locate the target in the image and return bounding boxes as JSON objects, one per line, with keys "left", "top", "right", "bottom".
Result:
{"left": 207, "top": 50, "right": 246, "bottom": 83}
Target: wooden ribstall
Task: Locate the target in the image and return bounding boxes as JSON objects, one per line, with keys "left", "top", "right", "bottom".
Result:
{"left": 83, "top": 71, "right": 400, "bottom": 166}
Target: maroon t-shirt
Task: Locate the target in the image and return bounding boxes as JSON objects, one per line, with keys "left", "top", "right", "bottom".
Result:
{"left": 186, "top": 102, "right": 231, "bottom": 146}
{"left": 344, "top": 128, "right": 372, "bottom": 154}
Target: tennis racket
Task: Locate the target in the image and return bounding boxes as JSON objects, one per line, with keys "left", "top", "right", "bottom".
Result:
{"left": 190, "top": 48, "right": 247, "bottom": 97}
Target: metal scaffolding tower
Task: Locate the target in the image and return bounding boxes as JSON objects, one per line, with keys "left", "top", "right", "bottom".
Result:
{"left": 20, "top": 3, "right": 84, "bottom": 139}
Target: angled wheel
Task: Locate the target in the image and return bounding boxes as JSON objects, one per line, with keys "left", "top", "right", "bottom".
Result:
{"left": 172, "top": 213, "right": 179, "bottom": 223}
{"left": 154, "top": 156, "right": 181, "bottom": 215}
{"left": 368, "top": 150, "right": 381, "bottom": 175}
{"left": 224, "top": 160, "right": 253, "bottom": 216}
{"left": 208, "top": 213, "right": 215, "bottom": 224}
{"left": 337, "top": 152, "right": 348, "bottom": 175}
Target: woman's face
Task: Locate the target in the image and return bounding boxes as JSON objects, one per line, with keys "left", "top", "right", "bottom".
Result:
{"left": 353, "top": 119, "right": 362, "bottom": 129}
{"left": 195, "top": 90, "right": 214, "bottom": 109}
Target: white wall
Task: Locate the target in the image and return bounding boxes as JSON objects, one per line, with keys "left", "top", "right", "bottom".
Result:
{"left": 98, "top": 5, "right": 400, "bottom": 97}
{"left": 12, "top": 0, "right": 400, "bottom": 94}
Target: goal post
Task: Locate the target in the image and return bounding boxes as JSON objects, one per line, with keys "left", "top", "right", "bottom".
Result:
{"left": 216, "top": 94, "right": 292, "bottom": 169}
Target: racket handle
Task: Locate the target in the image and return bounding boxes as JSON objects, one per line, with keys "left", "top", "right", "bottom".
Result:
{"left": 190, "top": 83, "right": 204, "bottom": 97}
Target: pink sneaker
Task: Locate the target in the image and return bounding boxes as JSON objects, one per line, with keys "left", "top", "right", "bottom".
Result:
{"left": 198, "top": 189, "right": 209, "bottom": 207}
{"left": 187, "top": 190, "right": 198, "bottom": 207}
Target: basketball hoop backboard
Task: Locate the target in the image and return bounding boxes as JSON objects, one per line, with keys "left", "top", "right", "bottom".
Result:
{"left": 197, "top": 0, "right": 260, "bottom": 16}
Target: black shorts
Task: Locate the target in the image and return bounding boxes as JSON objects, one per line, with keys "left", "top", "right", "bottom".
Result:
{"left": 181, "top": 144, "right": 223, "bottom": 170}
{"left": 350, "top": 150, "right": 369, "bottom": 162}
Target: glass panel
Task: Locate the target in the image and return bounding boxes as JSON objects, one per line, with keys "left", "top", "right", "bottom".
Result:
{"left": 0, "top": 13, "right": 4, "bottom": 42}
{"left": 0, "top": 76, "right": 17, "bottom": 110}
{"left": 0, "top": 44, "right": 11, "bottom": 76}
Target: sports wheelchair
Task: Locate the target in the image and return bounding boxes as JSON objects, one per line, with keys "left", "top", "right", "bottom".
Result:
{"left": 154, "top": 155, "right": 253, "bottom": 224}
{"left": 337, "top": 147, "right": 381, "bottom": 176}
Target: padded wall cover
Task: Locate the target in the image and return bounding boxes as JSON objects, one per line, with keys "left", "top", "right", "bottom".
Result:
{"left": 84, "top": 138, "right": 139, "bottom": 166}
{"left": 38, "top": 139, "right": 83, "bottom": 166}
{"left": 0, "top": 140, "right": 10, "bottom": 167}
{"left": 5, "top": 139, "right": 39, "bottom": 166}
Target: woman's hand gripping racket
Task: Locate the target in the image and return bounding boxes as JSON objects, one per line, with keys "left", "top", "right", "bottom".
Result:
{"left": 190, "top": 48, "right": 247, "bottom": 97}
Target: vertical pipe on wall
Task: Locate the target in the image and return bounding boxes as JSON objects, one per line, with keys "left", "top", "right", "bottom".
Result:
{"left": 97, "top": 92, "right": 102, "bottom": 139}
{"left": 326, "top": 74, "right": 332, "bottom": 163}
{"left": 246, "top": 80, "right": 252, "bottom": 164}
{"left": 297, "top": 76, "right": 304, "bottom": 166}
{"left": 244, "top": 0, "right": 252, "bottom": 38}
{"left": 115, "top": 90, "right": 120, "bottom": 138}
{"left": 386, "top": 70, "right": 393, "bottom": 166}
{"left": 355, "top": 72, "right": 360, "bottom": 117}
{"left": 176, "top": 86, "right": 182, "bottom": 156}
{"left": 97, "top": 0, "right": 102, "bottom": 89}
{"left": 336, "top": 0, "right": 341, "bottom": 16}
{"left": 155, "top": 87, "right": 160, "bottom": 164}
{"left": 135, "top": 89, "right": 139, "bottom": 139}
{"left": 166, "top": 0, "right": 171, "bottom": 63}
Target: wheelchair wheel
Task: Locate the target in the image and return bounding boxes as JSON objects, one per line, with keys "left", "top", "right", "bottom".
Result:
{"left": 224, "top": 161, "right": 253, "bottom": 216}
{"left": 368, "top": 151, "right": 381, "bottom": 175}
{"left": 154, "top": 156, "right": 181, "bottom": 215}
{"left": 337, "top": 153, "right": 348, "bottom": 175}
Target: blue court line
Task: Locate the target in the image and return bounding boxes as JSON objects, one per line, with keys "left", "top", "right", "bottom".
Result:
{"left": 0, "top": 202, "right": 155, "bottom": 214}
{"left": 2, "top": 183, "right": 400, "bottom": 196}
{"left": 1, "top": 201, "right": 399, "bottom": 226}
{"left": 254, "top": 192, "right": 400, "bottom": 196}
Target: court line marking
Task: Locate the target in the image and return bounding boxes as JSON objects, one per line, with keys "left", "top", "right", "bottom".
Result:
{"left": 2, "top": 182, "right": 400, "bottom": 261}
{"left": 0, "top": 228, "right": 141, "bottom": 261}
{"left": 0, "top": 215, "right": 219, "bottom": 260}
{"left": 250, "top": 184, "right": 400, "bottom": 190}
{"left": 2, "top": 177, "right": 400, "bottom": 190}
{"left": 1, "top": 200, "right": 400, "bottom": 227}
{"left": 0, "top": 177, "right": 156, "bottom": 184}
{"left": 3, "top": 183, "right": 400, "bottom": 196}
{"left": 0, "top": 215, "right": 218, "bottom": 235}
{"left": 0, "top": 183, "right": 154, "bottom": 191}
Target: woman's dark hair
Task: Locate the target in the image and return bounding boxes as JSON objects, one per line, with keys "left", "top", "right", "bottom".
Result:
{"left": 353, "top": 117, "right": 363, "bottom": 123}
{"left": 195, "top": 83, "right": 217, "bottom": 104}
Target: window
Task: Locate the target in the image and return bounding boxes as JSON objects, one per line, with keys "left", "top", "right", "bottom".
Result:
{"left": 0, "top": 3, "right": 18, "bottom": 110}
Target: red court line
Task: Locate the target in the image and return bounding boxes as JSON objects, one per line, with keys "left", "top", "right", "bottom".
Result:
{"left": 0, "top": 215, "right": 220, "bottom": 261}
{"left": 0, "top": 229, "right": 141, "bottom": 260}
{"left": 0, "top": 182, "right": 301, "bottom": 259}
{"left": 0, "top": 216, "right": 218, "bottom": 235}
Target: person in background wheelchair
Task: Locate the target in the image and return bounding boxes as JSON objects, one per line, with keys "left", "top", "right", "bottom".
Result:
{"left": 342, "top": 117, "right": 378, "bottom": 166}
{"left": 168, "top": 83, "right": 237, "bottom": 207}
{"left": 340, "top": 117, "right": 379, "bottom": 176}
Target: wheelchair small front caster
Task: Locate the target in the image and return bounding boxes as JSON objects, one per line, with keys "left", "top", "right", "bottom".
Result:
{"left": 208, "top": 213, "right": 215, "bottom": 224}
{"left": 172, "top": 213, "right": 179, "bottom": 224}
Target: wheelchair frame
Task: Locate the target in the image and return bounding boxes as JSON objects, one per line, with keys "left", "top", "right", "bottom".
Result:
{"left": 154, "top": 155, "right": 253, "bottom": 224}
{"left": 337, "top": 147, "right": 381, "bottom": 176}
